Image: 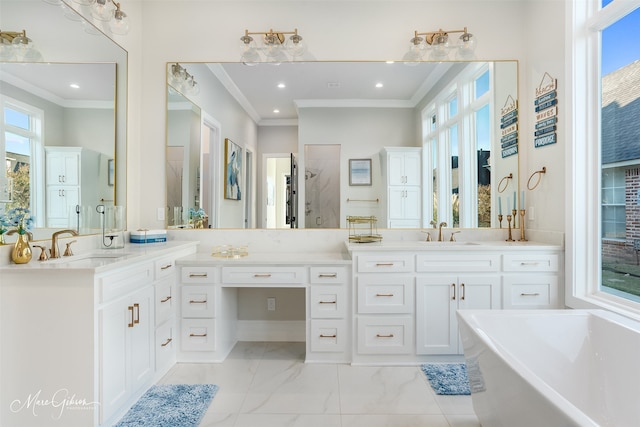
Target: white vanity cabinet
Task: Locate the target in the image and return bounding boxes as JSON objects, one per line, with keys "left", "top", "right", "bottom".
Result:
{"left": 381, "top": 147, "right": 422, "bottom": 228}
{"left": 502, "top": 252, "right": 561, "bottom": 309}
{"left": 45, "top": 146, "right": 100, "bottom": 227}
{"left": 0, "top": 242, "right": 196, "bottom": 427}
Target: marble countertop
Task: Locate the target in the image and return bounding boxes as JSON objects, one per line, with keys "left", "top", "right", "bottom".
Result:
{"left": 176, "top": 250, "right": 353, "bottom": 266}
{"left": 345, "top": 239, "right": 563, "bottom": 252}
{"left": 0, "top": 241, "right": 198, "bottom": 273}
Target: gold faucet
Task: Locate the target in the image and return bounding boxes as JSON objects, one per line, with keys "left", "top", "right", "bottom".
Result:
{"left": 438, "top": 222, "right": 447, "bottom": 241}
{"left": 50, "top": 229, "right": 79, "bottom": 258}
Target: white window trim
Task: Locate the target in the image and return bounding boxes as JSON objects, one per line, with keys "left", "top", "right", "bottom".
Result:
{"left": 567, "top": 0, "right": 640, "bottom": 320}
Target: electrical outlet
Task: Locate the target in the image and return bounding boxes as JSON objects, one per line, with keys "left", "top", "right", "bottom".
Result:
{"left": 267, "top": 297, "right": 276, "bottom": 311}
{"left": 528, "top": 206, "right": 535, "bottom": 221}
{"left": 157, "top": 207, "right": 165, "bottom": 221}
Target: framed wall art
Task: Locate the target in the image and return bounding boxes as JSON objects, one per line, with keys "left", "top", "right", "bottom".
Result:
{"left": 224, "top": 138, "right": 242, "bottom": 200}
{"left": 349, "top": 158, "right": 372, "bottom": 186}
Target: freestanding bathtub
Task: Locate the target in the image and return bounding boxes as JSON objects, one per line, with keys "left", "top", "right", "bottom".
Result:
{"left": 457, "top": 309, "right": 640, "bottom": 427}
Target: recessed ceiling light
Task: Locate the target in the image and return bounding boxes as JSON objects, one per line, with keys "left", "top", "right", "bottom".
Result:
{"left": 273, "top": 109, "right": 280, "bottom": 113}
{"left": 277, "top": 83, "right": 286, "bottom": 89}
{"left": 375, "top": 82, "right": 384, "bottom": 88}
{"left": 70, "top": 83, "right": 80, "bottom": 89}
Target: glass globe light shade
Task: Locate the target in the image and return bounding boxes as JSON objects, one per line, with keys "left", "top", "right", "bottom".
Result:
{"left": 240, "top": 35, "right": 260, "bottom": 65}
{"left": 286, "top": 34, "right": 307, "bottom": 58}
{"left": 72, "top": 0, "right": 97, "bottom": 5}
{"left": 0, "top": 39, "right": 15, "bottom": 61}
{"left": 429, "top": 33, "right": 450, "bottom": 60}
{"left": 402, "top": 37, "right": 426, "bottom": 65}
{"left": 91, "top": 0, "right": 115, "bottom": 21}
{"left": 11, "top": 35, "right": 43, "bottom": 62}
{"left": 456, "top": 32, "right": 477, "bottom": 60}
{"left": 109, "top": 8, "right": 130, "bottom": 35}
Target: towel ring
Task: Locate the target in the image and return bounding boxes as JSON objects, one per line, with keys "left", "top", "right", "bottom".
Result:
{"left": 497, "top": 173, "right": 513, "bottom": 193}
{"left": 527, "top": 167, "right": 547, "bottom": 190}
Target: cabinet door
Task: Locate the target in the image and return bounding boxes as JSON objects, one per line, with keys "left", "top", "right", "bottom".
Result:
{"left": 457, "top": 275, "right": 501, "bottom": 311}
{"left": 46, "top": 186, "right": 79, "bottom": 223}
{"left": 403, "top": 186, "right": 421, "bottom": 219}
{"left": 99, "top": 296, "right": 130, "bottom": 424}
{"left": 46, "top": 151, "right": 80, "bottom": 185}
{"left": 403, "top": 151, "right": 421, "bottom": 186}
{"left": 388, "top": 187, "right": 406, "bottom": 219}
{"left": 130, "top": 286, "right": 154, "bottom": 390}
{"left": 388, "top": 152, "right": 406, "bottom": 185}
{"left": 416, "top": 276, "right": 457, "bottom": 355}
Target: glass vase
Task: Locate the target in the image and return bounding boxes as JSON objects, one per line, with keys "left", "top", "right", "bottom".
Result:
{"left": 12, "top": 233, "right": 33, "bottom": 264}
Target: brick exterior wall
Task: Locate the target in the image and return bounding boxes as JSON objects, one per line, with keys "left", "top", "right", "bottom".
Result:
{"left": 603, "top": 167, "right": 640, "bottom": 264}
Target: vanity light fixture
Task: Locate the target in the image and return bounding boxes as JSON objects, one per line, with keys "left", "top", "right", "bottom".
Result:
{"left": 0, "top": 30, "right": 43, "bottom": 62}
{"left": 403, "top": 27, "right": 477, "bottom": 63}
{"left": 168, "top": 63, "right": 200, "bottom": 96}
{"left": 240, "top": 28, "right": 308, "bottom": 65}
{"left": 70, "top": 0, "right": 130, "bottom": 35}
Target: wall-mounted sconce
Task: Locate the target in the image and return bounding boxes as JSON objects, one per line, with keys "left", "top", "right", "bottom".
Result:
{"left": 0, "top": 30, "right": 43, "bottom": 62}
{"left": 240, "top": 28, "right": 308, "bottom": 65}
{"left": 403, "top": 27, "right": 477, "bottom": 63}
{"left": 72, "top": 0, "right": 130, "bottom": 35}
{"left": 168, "top": 63, "right": 200, "bottom": 96}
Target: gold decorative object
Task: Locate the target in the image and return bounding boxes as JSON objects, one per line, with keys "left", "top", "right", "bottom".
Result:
{"left": 506, "top": 214, "right": 514, "bottom": 242}
{"left": 497, "top": 173, "right": 513, "bottom": 193}
{"left": 527, "top": 166, "right": 547, "bottom": 190}
{"left": 519, "top": 209, "right": 527, "bottom": 241}
{"left": 347, "top": 216, "right": 382, "bottom": 243}
{"left": 212, "top": 245, "right": 248, "bottom": 258}
{"left": 12, "top": 233, "right": 32, "bottom": 264}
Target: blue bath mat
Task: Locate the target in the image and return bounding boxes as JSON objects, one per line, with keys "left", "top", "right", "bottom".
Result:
{"left": 421, "top": 363, "right": 471, "bottom": 395}
{"left": 115, "top": 384, "right": 218, "bottom": 427}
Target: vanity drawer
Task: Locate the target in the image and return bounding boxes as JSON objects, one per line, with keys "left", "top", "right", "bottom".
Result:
{"left": 155, "top": 319, "right": 175, "bottom": 371}
{"left": 181, "top": 285, "right": 216, "bottom": 318}
{"left": 357, "top": 277, "right": 414, "bottom": 314}
{"left": 503, "top": 275, "right": 559, "bottom": 309}
{"left": 98, "top": 262, "right": 154, "bottom": 303}
{"left": 155, "top": 275, "right": 175, "bottom": 325}
{"left": 502, "top": 253, "right": 559, "bottom": 272}
{"left": 416, "top": 253, "right": 500, "bottom": 273}
{"left": 181, "top": 266, "right": 219, "bottom": 283}
{"left": 181, "top": 319, "right": 216, "bottom": 352}
{"left": 221, "top": 266, "right": 305, "bottom": 284}
{"left": 356, "top": 254, "right": 414, "bottom": 273}
{"left": 309, "top": 266, "right": 348, "bottom": 284}
{"left": 310, "top": 285, "right": 347, "bottom": 318}
{"left": 154, "top": 254, "right": 177, "bottom": 280}
{"left": 357, "top": 316, "right": 413, "bottom": 354}
{"left": 309, "top": 319, "right": 348, "bottom": 353}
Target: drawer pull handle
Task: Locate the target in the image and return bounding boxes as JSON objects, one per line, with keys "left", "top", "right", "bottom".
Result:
{"left": 376, "top": 334, "right": 394, "bottom": 338}
{"left": 161, "top": 296, "right": 172, "bottom": 303}
{"left": 318, "top": 273, "right": 338, "bottom": 278}
{"left": 254, "top": 273, "right": 272, "bottom": 278}
{"left": 520, "top": 262, "right": 541, "bottom": 266}
{"left": 461, "top": 283, "right": 465, "bottom": 300}
{"left": 189, "top": 273, "right": 208, "bottom": 278}
{"left": 520, "top": 292, "right": 541, "bottom": 297}
{"left": 376, "top": 293, "right": 394, "bottom": 297}
{"left": 161, "top": 338, "right": 173, "bottom": 347}
{"left": 189, "top": 300, "right": 207, "bottom": 304}
{"left": 375, "top": 263, "right": 394, "bottom": 267}
{"left": 160, "top": 263, "right": 173, "bottom": 270}
{"left": 452, "top": 283, "right": 456, "bottom": 300}
{"left": 319, "top": 300, "right": 337, "bottom": 304}
{"left": 127, "top": 306, "right": 134, "bottom": 328}
{"left": 320, "top": 334, "right": 337, "bottom": 338}
{"left": 133, "top": 303, "right": 140, "bottom": 324}
{"left": 189, "top": 333, "right": 207, "bottom": 337}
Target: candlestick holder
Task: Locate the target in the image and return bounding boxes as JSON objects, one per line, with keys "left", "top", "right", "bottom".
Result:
{"left": 498, "top": 214, "right": 503, "bottom": 228}
{"left": 506, "top": 215, "right": 514, "bottom": 241}
{"left": 511, "top": 209, "right": 517, "bottom": 229}
{"left": 519, "top": 209, "right": 527, "bottom": 241}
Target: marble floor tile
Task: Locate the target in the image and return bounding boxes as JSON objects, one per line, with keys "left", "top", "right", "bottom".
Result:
{"left": 157, "top": 342, "right": 481, "bottom": 427}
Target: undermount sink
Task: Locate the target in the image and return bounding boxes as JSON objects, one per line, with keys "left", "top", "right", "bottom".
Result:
{"left": 44, "top": 252, "right": 130, "bottom": 265}
{"left": 418, "top": 241, "right": 480, "bottom": 246}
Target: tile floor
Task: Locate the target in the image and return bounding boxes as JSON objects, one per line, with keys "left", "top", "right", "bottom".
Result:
{"left": 159, "top": 342, "right": 481, "bottom": 427}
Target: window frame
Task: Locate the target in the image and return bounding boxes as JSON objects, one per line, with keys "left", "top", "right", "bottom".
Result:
{"left": 567, "top": 0, "right": 640, "bottom": 318}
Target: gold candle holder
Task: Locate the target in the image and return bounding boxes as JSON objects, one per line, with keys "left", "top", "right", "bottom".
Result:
{"left": 519, "top": 209, "right": 527, "bottom": 241}
{"left": 511, "top": 209, "right": 517, "bottom": 229}
{"left": 506, "top": 215, "right": 514, "bottom": 241}
{"left": 498, "top": 214, "right": 503, "bottom": 228}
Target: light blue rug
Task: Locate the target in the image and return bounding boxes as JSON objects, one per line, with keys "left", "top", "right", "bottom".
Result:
{"left": 421, "top": 363, "right": 471, "bottom": 395}
{"left": 115, "top": 384, "right": 218, "bottom": 427}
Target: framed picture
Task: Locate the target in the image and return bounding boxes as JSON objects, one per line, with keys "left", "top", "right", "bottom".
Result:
{"left": 224, "top": 138, "right": 242, "bottom": 200}
{"left": 349, "top": 158, "right": 372, "bottom": 186}
{"left": 108, "top": 159, "right": 115, "bottom": 186}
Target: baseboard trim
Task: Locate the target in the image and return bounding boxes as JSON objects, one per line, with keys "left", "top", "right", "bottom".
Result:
{"left": 236, "top": 320, "right": 306, "bottom": 342}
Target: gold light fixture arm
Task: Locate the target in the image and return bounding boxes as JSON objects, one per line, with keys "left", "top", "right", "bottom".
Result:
{"left": 0, "top": 30, "right": 27, "bottom": 44}
{"left": 413, "top": 27, "right": 470, "bottom": 45}
{"left": 244, "top": 28, "right": 301, "bottom": 43}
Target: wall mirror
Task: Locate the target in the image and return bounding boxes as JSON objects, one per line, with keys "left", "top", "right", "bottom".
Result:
{"left": 0, "top": 0, "right": 127, "bottom": 239}
{"left": 165, "top": 60, "right": 518, "bottom": 229}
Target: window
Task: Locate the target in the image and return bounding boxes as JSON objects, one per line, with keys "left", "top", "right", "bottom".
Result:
{"left": 0, "top": 97, "right": 43, "bottom": 222}
{"left": 422, "top": 63, "right": 491, "bottom": 228}
{"left": 570, "top": 0, "right": 640, "bottom": 312}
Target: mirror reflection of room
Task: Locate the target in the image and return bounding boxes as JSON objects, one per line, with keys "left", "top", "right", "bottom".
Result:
{"left": 165, "top": 61, "right": 518, "bottom": 230}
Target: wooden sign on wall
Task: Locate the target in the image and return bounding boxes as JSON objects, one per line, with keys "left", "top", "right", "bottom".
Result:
{"left": 534, "top": 72, "right": 558, "bottom": 149}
